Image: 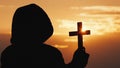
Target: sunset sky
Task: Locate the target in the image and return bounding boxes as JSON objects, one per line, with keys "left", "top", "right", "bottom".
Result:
{"left": 0, "top": 0, "right": 120, "bottom": 68}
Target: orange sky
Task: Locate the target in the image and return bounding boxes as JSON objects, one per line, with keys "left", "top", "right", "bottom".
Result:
{"left": 0, "top": 0, "right": 120, "bottom": 68}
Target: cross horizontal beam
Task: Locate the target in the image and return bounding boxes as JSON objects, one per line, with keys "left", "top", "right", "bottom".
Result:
{"left": 69, "top": 30, "right": 90, "bottom": 36}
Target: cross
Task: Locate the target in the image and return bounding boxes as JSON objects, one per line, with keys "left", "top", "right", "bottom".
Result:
{"left": 69, "top": 22, "right": 90, "bottom": 50}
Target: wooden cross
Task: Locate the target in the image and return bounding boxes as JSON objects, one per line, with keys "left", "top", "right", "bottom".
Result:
{"left": 69, "top": 22, "right": 90, "bottom": 49}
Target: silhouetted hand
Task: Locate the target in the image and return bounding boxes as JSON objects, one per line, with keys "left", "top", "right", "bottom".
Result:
{"left": 70, "top": 47, "right": 89, "bottom": 68}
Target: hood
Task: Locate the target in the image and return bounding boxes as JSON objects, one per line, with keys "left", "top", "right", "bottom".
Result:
{"left": 11, "top": 4, "right": 53, "bottom": 45}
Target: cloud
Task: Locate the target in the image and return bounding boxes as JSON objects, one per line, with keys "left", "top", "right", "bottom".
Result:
{"left": 71, "top": 6, "right": 120, "bottom": 15}
{"left": 82, "top": 6, "right": 120, "bottom": 12}
{"left": 57, "top": 17, "right": 120, "bottom": 35}
{"left": 54, "top": 44, "right": 68, "bottom": 48}
{"left": 54, "top": 6, "right": 120, "bottom": 36}
{"left": 64, "top": 38, "right": 77, "bottom": 42}
{"left": 88, "top": 12, "right": 120, "bottom": 15}
{"left": 58, "top": 19, "right": 120, "bottom": 35}
{"left": 71, "top": 6, "right": 120, "bottom": 12}
{"left": 115, "top": 22, "right": 120, "bottom": 25}
{"left": 58, "top": 20, "right": 77, "bottom": 30}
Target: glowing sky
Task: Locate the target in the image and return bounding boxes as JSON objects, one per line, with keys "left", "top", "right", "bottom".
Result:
{"left": 0, "top": 0, "right": 120, "bottom": 68}
{"left": 0, "top": 0, "right": 120, "bottom": 35}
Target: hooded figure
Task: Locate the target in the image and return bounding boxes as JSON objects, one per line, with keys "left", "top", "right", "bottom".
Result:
{"left": 1, "top": 4, "right": 89, "bottom": 68}
{"left": 1, "top": 4, "right": 65, "bottom": 68}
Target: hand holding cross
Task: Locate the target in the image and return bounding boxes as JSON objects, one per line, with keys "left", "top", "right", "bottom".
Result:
{"left": 69, "top": 22, "right": 90, "bottom": 50}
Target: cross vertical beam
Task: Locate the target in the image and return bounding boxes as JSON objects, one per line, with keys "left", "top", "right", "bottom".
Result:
{"left": 78, "top": 22, "right": 83, "bottom": 49}
{"left": 69, "top": 22, "right": 90, "bottom": 50}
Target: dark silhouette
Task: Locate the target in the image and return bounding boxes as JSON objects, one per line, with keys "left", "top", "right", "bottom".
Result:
{"left": 1, "top": 4, "right": 89, "bottom": 68}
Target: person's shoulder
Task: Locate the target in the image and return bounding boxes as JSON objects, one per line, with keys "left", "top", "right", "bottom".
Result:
{"left": 42, "top": 44, "right": 63, "bottom": 58}
{"left": 1, "top": 45, "right": 15, "bottom": 54}
{"left": 43, "top": 44, "right": 58, "bottom": 50}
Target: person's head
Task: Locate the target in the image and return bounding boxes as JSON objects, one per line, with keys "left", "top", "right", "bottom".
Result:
{"left": 11, "top": 4, "right": 53, "bottom": 45}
